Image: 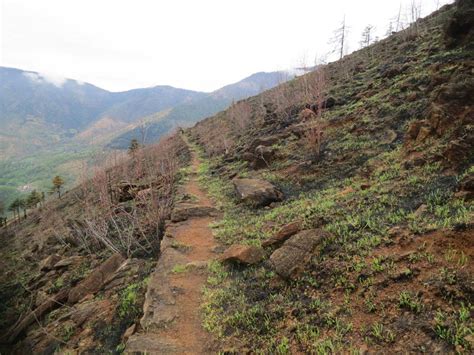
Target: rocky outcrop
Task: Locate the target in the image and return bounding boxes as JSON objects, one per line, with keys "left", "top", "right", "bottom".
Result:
{"left": 171, "top": 204, "right": 218, "bottom": 222}
{"left": 269, "top": 229, "right": 330, "bottom": 279}
{"left": 233, "top": 178, "right": 283, "bottom": 207}
{"left": 139, "top": 246, "right": 186, "bottom": 330}
{"left": 53, "top": 256, "right": 84, "bottom": 269}
{"left": 242, "top": 134, "right": 286, "bottom": 169}
{"left": 68, "top": 253, "right": 125, "bottom": 304}
{"left": 3, "top": 289, "right": 69, "bottom": 343}
{"left": 39, "top": 254, "right": 62, "bottom": 271}
{"left": 71, "top": 299, "right": 113, "bottom": 327}
{"left": 219, "top": 245, "right": 265, "bottom": 265}
{"left": 445, "top": 0, "right": 474, "bottom": 48}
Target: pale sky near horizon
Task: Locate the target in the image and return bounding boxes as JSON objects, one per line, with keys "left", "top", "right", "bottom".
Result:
{"left": 1, "top": 0, "right": 453, "bottom": 92}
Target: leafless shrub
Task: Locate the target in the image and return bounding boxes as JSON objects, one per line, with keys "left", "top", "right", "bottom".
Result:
{"left": 70, "top": 134, "right": 182, "bottom": 257}
{"left": 229, "top": 100, "right": 253, "bottom": 134}
{"left": 303, "top": 67, "right": 328, "bottom": 159}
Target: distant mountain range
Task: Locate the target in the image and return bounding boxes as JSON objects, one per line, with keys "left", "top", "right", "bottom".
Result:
{"left": 0, "top": 66, "right": 292, "bottom": 207}
{"left": 0, "top": 67, "right": 291, "bottom": 154}
{"left": 108, "top": 71, "right": 291, "bottom": 148}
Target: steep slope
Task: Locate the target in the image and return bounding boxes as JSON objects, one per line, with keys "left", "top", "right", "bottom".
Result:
{"left": 184, "top": 1, "right": 473, "bottom": 353}
{"left": 1, "top": 1, "right": 472, "bottom": 354}
{"left": 0, "top": 134, "right": 191, "bottom": 353}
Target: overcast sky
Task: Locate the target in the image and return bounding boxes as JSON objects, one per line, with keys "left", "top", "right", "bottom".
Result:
{"left": 1, "top": 0, "right": 452, "bottom": 92}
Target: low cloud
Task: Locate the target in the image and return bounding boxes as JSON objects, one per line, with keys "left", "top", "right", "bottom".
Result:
{"left": 23, "top": 71, "right": 67, "bottom": 87}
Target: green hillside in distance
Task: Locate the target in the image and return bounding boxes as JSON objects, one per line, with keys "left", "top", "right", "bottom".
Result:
{"left": 0, "top": 67, "right": 291, "bottom": 209}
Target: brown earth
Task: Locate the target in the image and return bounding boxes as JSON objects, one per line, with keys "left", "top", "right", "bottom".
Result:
{"left": 126, "top": 139, "right": 218, "bottom": 354}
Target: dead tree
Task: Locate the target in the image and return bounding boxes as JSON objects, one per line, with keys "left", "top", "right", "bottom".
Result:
{"left": 331, "top": 16, "right": 348, "bottom": 60}
{"left": 360, "top": 25, "right": 375, "bottom": 48}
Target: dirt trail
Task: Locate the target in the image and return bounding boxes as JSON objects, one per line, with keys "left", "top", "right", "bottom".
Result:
{"left": 126, "top": 143, "right": 218, "bottom": 354}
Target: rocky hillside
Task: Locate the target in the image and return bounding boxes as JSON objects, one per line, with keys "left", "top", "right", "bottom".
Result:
{"left": 0, "top": 0, "right": 473, "bottom": 354}
{"left": 185, "top": 1, "right": 473, "bottom": 353}
{"left": 0, "top": 134, "right": 191, "bottom": 353}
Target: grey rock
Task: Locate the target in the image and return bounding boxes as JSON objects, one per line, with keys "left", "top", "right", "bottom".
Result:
{"left": 269, "top": 229, "right": 330, "bottom": 279}
{"left": 233, "top": 178, "right": 283, "bottom": 207}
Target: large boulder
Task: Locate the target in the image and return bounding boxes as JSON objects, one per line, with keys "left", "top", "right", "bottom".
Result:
{"left": 68, "top": 253, "right": 125, "bottom": 304}
{"left": 219, "top": 245, "right": 264, "bottom": 265}
{"left": 233, "top": 178, "right": 283, "bottom": 207}
{"left": 269, "top": 229, "right": 330, "bottom": 279}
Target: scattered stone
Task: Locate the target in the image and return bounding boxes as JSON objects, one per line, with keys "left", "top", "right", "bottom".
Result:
{"left": 219, "top": 245, "right": 264, "bottom": 265}
{"left": 406, "top": 120, "right": 427, "bottom": 140}
{"left": 391, "top": 267, "right": 413, "bottom": 281}
{"left": 243, "top": 146, "right": 277, "bottom": 170}
{"left": 380, "top": 129, "right": 398, "bottom": 144}
{"left": 255, "top": 145, "right": 275, "bottom": 163}
{"left": 171, "top": 205, "right": 217, "bottom": 222}
{"left": 39, "top": 254, "right": 62, "bottom": 271}
{"left": 404, "top": 152, "right": 427, "bottom": 168}
{"left": 380, "top": 64, "right": 404, "bottom": 79}
{"left": 323, "top": 96, "right": 337, "bottom": 109}
{"left": 68, "top": 253, "right": 125, "bottom": 304}
{"left": 53, "top": 256, "right": 83, "bottom": 269}
{"left": 443, "top": 139, "right": 471, "bottom": 166}
{"left": 123, "top": 324, "right": 136, "bottom": 342}
{"left": 299, "top": 108, "right": 317, "bottom": 122}
{"left": 456, "top": 174, "right": 474, "bottom": 200}
{"left": 248, "top": 134, "right": 286, "bottom": 152}
{"left": 414, "top": 204, "right": 428, "bottom": 217}
{"left": 416, "top": 126, "right": 432, "bottom": 142}
{"left": 71, "top": 300, "right": 112, "bottom": 327}
{"left": 269, "top": 229, "right": 330, "bottom": 279}
{"left": 262, "top": 221, "right": 301, "bottom": 247}
{"left": 288, "top": 123, "right": 307, "bottom": 138}
{"left": 233, "top": 178, "right": 283, "bottom": 207}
